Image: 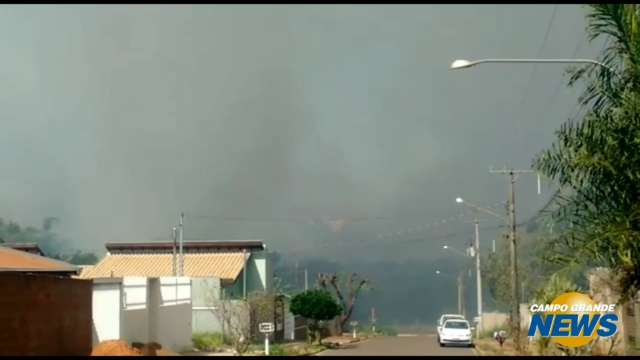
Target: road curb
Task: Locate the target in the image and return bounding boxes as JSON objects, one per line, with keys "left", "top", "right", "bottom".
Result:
{"left": 313, "top": 337, "right": 371, "bottom": 356}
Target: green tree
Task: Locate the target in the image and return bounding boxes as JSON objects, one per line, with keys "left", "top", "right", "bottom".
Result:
{"left": 316, "top": 272, "right": 370, "bottom": 335}
{"left": 290, "top": 289, "right": 342, "bottom": 344}
{"left": 533, "top": 4, "right": 640, "bottom": 301}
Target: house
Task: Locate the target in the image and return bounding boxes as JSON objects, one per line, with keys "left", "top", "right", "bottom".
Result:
{"left": 0, "top": 246, "right": 92, "bottom": 355}
{"left": 2, "top": 242, "right": 45, "bottom": 256}
{"left": 0, "top": 245, "right": 78, "bottom": 276}
{"left": 80, "top": 240, "right": 272, "bottom": 334}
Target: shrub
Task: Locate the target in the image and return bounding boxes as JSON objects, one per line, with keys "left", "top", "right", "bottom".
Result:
{"left": 268, "top": 344, "right": 286, "bottom": 356}
{"left": 290, "top": 289, "right": 342, "bottom": 344}
{"left": 192, "top": 332, "right": 226, "bottom": 352}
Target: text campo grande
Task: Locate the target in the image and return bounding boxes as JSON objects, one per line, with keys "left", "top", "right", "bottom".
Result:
{"left": 529, "top": 303, "right": 617, "bottom": 313}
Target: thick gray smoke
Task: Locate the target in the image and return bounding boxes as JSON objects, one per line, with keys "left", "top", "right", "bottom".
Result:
{"left": 0, "top": 4, "right": 601, "bottom": 324}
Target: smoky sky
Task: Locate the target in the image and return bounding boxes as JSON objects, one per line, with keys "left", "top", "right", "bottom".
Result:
{"left": 0, "top": 5, "right": 601, "bottom": 261}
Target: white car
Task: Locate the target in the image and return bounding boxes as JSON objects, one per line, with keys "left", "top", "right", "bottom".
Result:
{"left": 436, "top": 314, "right": 465, "bottom": 335}
{"left": 438, "top": 319, "right": 474, "bottom": 347}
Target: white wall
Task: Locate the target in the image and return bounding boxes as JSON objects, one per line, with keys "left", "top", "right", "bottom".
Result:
{"left": 160, "top": 277, "right": 191, "bottom": 305}
{"left": 157, "top": 302, "right": 193, "bottom": 351}
{"left": 123, "top": 277, "right": 147, "bottom": 310}
{"left": 284, "top": 301, "right": 295, "bottom": 341}
{"left": 192, "top": 278, "right": 223, "bottom": 333}
{"left": 122, "top": 307, "right": 149, "bottom": 343}
{"left": 92, "top": 281, "right": 123, "bottom": 346}
{"left": 121, "top": 277, "right": 150, "bottom": 343}
{"left": 92, "top": 276, "right": 193, "bottom": 351}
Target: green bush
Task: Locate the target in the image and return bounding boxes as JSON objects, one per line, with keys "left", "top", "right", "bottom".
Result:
{"left": 268, "top": 344, "right": 286, "bottom": 356}
{"left": 290, "top": 290, "right": 342, "bottom": 344}
{"left": 266, "top": 343, "right": 326, "bottom": 356}
{"left": 192, "top": 332, "right": 226, "bottom": 352}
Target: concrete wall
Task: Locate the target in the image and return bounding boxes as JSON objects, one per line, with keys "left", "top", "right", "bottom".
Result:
{"left": 250, "top": 250, "right": 272, "bottom": 294}
{"left": 0, "top": 273, "right": 92, "bottom": 356}
{"left": 122, "top": 307, "right": 149, "bottom": 343}
{"left": 92, "top": 276, "right": 193, "bottom": 352}
{"left": 480, "top": 312, "right": 509, "bottom": 331}
{"left": 160, "top": 277, "right": 191, "bottom": 305}
{"left": 157, "top": 302, "right": 193, "bottom": 351}
{"left": 123, "top": 277, "right": 147, "bottom": 310}
{"left": 222, "top": 250, "right": 272, "bottom": 300}
{"left": 120, "top": 277, "right": 150, "bottom": 343}
{"left": 92, "top": 280, "right": 123, "bottom": 346}
{"left": 192, "top": 278, "right": 223, "bottom": 333}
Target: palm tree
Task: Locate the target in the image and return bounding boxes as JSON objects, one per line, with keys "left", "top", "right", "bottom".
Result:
{"left": 567, "top": 5, "right": 640, "bottom": 114}
{"left": 533, "top": 4, "right": 640, "bottom": 301}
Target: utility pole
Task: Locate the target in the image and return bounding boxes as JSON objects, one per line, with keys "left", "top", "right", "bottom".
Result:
{"left": 457, "top": 271, "right": 465, "bottom": 318}
{"left": 474, "top": 217, "right": 482, "bottom": 334}
{"left": 172, "top": 227, "right": 178, "bottom": 276}
{"left": 489, "top": 167, "right": 534, "bottom": 352}
{"left": 371, "top": 307, "right": 376, "bottom": 333}
{"left": 179, "top": 212, "right": 184, "bottom": 276}
{"left": 304, "top": 268, "right": 308, "bottom": 291}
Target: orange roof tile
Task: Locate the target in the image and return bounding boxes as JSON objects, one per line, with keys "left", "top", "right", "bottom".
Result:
{"left": 78, "top": 252, "right": 248, "bottom": 280}
{"left": 0, "top": 246, "right": 78, "bottom": 273}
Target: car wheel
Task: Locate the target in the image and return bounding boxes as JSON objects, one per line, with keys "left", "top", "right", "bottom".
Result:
{"left": 439, "top": 342, "right": 444, "bottom": 347}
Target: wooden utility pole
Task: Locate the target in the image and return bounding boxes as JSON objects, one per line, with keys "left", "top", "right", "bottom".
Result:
{"left": 457, "top": 271, "right": 465, "bottom": 319}
{"left": 489, "top": 167, "right": 534, "bottom": 352}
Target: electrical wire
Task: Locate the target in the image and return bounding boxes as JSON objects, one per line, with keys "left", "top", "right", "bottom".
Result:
{"left": 513, "top": 4, "right": 558, "bottom": 144}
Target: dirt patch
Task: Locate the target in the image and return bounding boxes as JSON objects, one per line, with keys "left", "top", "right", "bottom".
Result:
{"left": 321, "top": 336, "right": 361, "bottom": 349}
{"left": 91, "top": 340, "right": 175, "bottom": 356}
{"left": 91, "top": 340, "right": 142, "bottom": 356}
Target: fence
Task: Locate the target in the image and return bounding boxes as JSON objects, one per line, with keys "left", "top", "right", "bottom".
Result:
{"left": 0, "top": 273, "right": 93, "bottom": 356}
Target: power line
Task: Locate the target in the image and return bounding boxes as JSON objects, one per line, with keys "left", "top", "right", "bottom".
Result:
{"left": 539, "top": 16, "right": 588, "bottom": 118}
{"left": 375, "top": 201, "right": 506, "bottom": 240}
{"left": 514, "top": 4, "right": 558, "bottom": 142}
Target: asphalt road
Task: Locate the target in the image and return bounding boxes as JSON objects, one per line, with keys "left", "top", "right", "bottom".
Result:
{"left": 316, "top": 335, "right": 476, "bottom": 356}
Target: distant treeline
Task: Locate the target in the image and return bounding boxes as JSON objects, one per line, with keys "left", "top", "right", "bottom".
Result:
{"left": 271, "top": 251, "right": 476, "bottom": 328}
{"left": 0, "top": 217, "right": 98, "bottom": 265}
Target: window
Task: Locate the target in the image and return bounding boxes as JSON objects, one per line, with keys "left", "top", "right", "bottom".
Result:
{"left": 445, "top": 321, "right": 469, "bottom": 329}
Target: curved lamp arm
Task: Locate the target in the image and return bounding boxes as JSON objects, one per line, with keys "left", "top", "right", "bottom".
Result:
{"left": 450, "top": 58, "right": 620, "bottom": 78}
{"left": 456, "top": 197, "right": 506, "bottom": 221}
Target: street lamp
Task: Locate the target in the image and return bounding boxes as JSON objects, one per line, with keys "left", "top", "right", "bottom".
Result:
{"left": 455, "top": 197, "right": 506, "bottom": 221}
{"left": 450, "top": 58, "right": 593, "bottom": 351}
{"left": 443, "top": 244, "right": 468, "bottom": 257}
{"left": 435, "top": 269, "right": 465, "bottom": 317}
{"left": 454, "top": 196, "right": 507, "bottom": 336}
{"left": 449, "top": 58, "right": 619, "bottom": 76}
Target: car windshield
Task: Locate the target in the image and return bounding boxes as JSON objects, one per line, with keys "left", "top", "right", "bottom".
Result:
{"left": 442, "top": 316, "right": 463, "bottom": 323}
{"left": 445, "top": 321, "right": 469, "bottom": 329}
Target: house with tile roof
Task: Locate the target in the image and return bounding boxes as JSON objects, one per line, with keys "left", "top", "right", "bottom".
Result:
{"left": 80, "top": 240, "right": 272, "bottom": 334}
{"left": 0, "top": 246, "right": 91, "bottom": 355}
{"left": 0, "top": 245, "right": 79, "bottom": 276}
{"left": 2, "top": 243, "right": 45, "bottom": 256}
